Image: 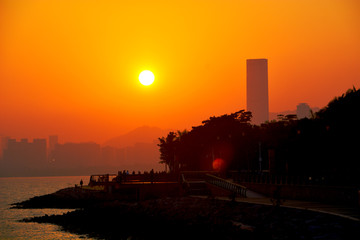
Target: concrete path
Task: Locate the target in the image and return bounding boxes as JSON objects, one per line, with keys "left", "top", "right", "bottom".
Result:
{"left": 233, "top": 192, "right": 360, "bottom": 221}
{"left": 196, "top": 177, "right": 360, "bottom": 221}
{"left": 195, "top": 190, "right": 360, "bottom": 221}
{"left": 246, "top": 189, "right": 267, "bottom": 198}
{"left": 225, "top": 179, "right": 360, "bottom": 221}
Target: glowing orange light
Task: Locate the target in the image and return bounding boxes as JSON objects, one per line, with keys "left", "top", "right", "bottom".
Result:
{"left": 212, "top": 158, "right": 224, "bottom": 171}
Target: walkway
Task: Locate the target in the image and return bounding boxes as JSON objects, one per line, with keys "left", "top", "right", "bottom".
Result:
{"left": 212, "top": 191, "right": 360, "bottom": 222}
{"left": 184, "top": 173, "right": 360, "bottom": 221}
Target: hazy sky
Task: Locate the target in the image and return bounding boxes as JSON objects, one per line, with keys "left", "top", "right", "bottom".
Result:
{"left": 1, "top": 0, "right": 359, "bottom": 143}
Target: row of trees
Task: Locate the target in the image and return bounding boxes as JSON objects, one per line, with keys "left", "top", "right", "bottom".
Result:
{"left": 158, "top": 87, "right": 360, "bottom": 184}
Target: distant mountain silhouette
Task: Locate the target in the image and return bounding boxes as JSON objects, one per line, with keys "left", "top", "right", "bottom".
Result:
{"left": 103, "top": 126, "right": 171, "bottom": 148}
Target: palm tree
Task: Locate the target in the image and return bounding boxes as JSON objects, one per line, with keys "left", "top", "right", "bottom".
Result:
{"left": 158, "top": 132, "right": 178, "bottom": 172}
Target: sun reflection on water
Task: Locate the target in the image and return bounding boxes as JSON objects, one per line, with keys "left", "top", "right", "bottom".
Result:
{"left": 0, "top": 176, "right": 93, "bottom": 239}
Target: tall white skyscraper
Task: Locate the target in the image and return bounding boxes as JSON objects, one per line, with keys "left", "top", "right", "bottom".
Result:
{"left": 246, "top": 59, "right": 269, "bottom": 125}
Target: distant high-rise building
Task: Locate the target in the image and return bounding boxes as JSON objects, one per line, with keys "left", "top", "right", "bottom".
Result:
{"left": 1, "top": 138, "right": 47, "bottom": 176}
{"left": 0, "top": 136, "right": 10, "bottom": 159}
{"left": 297, "top": 103, "right": 311, "bottom": 119}
{"left": 48, "top": 135, "right": 58, "bottom": 154}
{"left": 246, "top": 59, "right": 269, "bottom": 125}
{"left": 52, "top": 142, "right": 101, "bottom": 168}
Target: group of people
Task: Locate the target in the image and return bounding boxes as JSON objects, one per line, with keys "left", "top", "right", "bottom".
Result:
{"left": 113, "top": 169, "right": 156, "bottom": 184}
{"left": 84, "top": 169, "right": 164, "bottom": 187}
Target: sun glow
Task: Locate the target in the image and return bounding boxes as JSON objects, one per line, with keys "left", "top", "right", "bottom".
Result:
{"left": 139, "top": 70, "right": 155, "bottom": 86}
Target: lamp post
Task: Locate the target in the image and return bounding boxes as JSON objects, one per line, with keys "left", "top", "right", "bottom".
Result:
{"left": 259, "top": 142, "right": 262, "bottom": 173}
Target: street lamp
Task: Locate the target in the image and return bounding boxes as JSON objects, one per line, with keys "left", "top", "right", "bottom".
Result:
{"left": 259, "top": 142, "right": 262, "bottom": 173}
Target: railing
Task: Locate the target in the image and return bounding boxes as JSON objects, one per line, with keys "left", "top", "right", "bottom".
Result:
{"left": 89, "top": 172, "right": 177, "bottom": 186}
{"left": 205, "top": 174, "right": 247, "bottom": 197}
{"left": 181, "top": 173, "right": 190, "bottom": 189}
{"left": 90, "top": 174, "right": 118, "bottom": 183}
{"left": 180, "top": 171, "right": 218, "bottom": 181}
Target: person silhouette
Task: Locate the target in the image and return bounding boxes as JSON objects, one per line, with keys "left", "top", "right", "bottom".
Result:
{"left": 150, "top": 169, "right": 154, "bottom": 184}
{"left": 80, "top": 179, "right": 83, "bottom": 188}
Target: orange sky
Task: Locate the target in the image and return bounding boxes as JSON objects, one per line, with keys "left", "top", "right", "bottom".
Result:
{"left": 1, "top": 0, "right": 359, "bottom": 143}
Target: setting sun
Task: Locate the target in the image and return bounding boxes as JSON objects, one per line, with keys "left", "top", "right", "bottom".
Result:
{"left": 0, "top": 0, "right": 359, "bottom": 144}
{"left": 139, "top": 70, "right": 155, "bottom": 86}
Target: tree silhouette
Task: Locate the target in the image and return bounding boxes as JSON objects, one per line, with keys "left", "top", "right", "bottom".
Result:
{"left": 158, "top": 132, "right": 178, "bottom": 172}
{"left": 158, "top": 87, "right": 360, "bottom": 186}
{"left": 158, "top": 110, "right": 254, "bottom": 171}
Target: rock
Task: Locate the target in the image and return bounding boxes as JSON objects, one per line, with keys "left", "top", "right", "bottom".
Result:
{"left": 11, "top": 187, "right": 136, "bottom": 209}
{"left": 15, "top": 188, "right": 360, "bottom": 240}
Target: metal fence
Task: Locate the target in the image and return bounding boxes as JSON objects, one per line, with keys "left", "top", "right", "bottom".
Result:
{"left": 205, "top": 174, "right": 247, "bottom": 197}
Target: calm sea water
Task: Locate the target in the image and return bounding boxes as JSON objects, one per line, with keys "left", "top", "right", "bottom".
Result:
{"left": 0, "top": 176, "right": 95, "bottom": 240}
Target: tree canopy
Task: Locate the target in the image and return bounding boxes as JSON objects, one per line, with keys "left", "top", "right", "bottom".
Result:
{"left": 158, "top": 87, "right": 360, "bottom": 185}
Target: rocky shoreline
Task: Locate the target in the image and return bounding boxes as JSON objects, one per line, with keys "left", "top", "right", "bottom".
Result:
{"left": 11, "top": 187, "right": 138, "bottom": 209}
{"left": 13, "top": 187, "right": 360, "bottom": 240}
